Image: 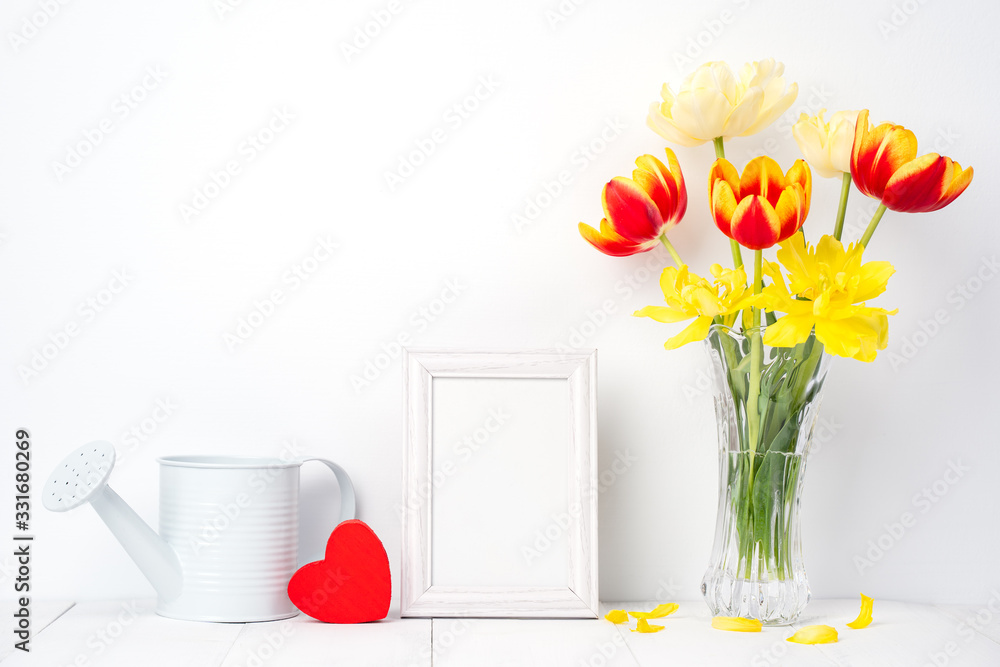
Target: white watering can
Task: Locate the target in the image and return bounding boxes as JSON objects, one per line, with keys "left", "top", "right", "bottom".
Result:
{"left": 43, "top": 441, "right": 355, "bottom": 622}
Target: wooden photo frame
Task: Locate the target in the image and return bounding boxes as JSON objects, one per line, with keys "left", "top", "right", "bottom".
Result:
{"left": 400, "top": 349, "right": 598, "bottom": 618}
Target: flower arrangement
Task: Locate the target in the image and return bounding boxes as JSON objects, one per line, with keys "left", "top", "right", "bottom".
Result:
{"left": 579, "top": 58, "right": 973, "bottom": 624}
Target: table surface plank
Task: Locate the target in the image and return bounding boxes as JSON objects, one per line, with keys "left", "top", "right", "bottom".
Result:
{"left": 6, "top": 599, "right": 1000, "bottom": 666}
{"left": 218, "top": 612, "right": 430, "bottom": 667}
{"left": 0, "top": 600, "right": 75, "bottom": 662}
{"left": 2, "top": 600, "right": 242, "bottom": 667}
{"left": 431, "top": 603, "right": 640, "bottom": 667}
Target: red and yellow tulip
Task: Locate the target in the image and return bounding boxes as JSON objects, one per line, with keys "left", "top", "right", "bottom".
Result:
{"left": 579, "top": 149, "right": 687, "bottom": 257}
{"left": 851, "top": 109, "right": 973, "bottom": 213}
{"left": 709, "top": 156, "right": 811, "bottom": 250}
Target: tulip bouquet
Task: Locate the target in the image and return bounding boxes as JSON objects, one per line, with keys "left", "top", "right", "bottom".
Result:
{"left": 579, "top": 59, "right": 973, "bottom": 623}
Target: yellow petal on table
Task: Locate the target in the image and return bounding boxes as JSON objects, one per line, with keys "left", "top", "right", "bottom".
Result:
{"left": 631, "top": 618, "right": 665, "bottom": 633}
{"left": 847, "top": 593, "right": 874, "bottom": 629}
{"left": 628, "top": 603, "right": 679, "bottom": 620}
{"left": 604, "top": 609, "right": 629, "bottom": 624}
{"left": 787, "top": 625, "right": 839, "bottom": 644}
{"left": 711, "top": 617, "right": 762, "bottom": 632}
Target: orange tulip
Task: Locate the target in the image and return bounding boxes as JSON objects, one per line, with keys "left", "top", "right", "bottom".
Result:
{"left": 709, "top": 156, "right": 811, "bottom": 250}
{"left": 579, "top": 149, "right": 687, "bottom": 257}
{"left": 850, "top": 109, "right": 973, "bottom": 213}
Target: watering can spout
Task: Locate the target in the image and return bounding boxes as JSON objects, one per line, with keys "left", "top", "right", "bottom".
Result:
{"left": 43, "top": 441, "right": 183, "bottom": 601}
{"left": 90, "top": 485, "right": 183, "bottom": 601}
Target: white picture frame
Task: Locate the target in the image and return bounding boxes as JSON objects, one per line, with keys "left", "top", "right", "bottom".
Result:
{"left": 400, "top": 349, "right": 598, "bottom": 618}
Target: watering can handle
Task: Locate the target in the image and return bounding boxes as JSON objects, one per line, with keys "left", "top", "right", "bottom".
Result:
{"left": 300, "top": 458, "right": 356, "bottom": 524}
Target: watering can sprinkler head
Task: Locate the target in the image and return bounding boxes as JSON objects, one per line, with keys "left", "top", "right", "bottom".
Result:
{"left": 43, "top": 441, "right": 115, "bottom": 512}
{"left": 43, "top": 441, "right": 183, "bottom": 601}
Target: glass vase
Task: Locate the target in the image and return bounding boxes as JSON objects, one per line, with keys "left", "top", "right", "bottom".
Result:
{"left": 700, "top": 324, "right": 832, "bottom": 625}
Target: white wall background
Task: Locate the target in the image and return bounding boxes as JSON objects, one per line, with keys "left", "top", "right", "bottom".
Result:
{"left": 2, "top": 0, "right": 998, "bottom": 610}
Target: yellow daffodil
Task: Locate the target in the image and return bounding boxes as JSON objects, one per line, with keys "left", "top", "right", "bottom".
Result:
{"left": 632, "top": 618, "right": 665, "bottom": 633}
{"left": 711, "top": 617, "right": 762, "bottom": 632}
{"left": 847, "top": 593, "right": 874, "bottom": 629}
{"left": 647, "top": 59, "right": 798, "bottom": 146}
{"left": 635, "top": 264, "right": 754, "bottom": 349}
{"left": 604, "top": 609, "right": 628, "bottom": 624}
{"left": 755, "top": 234, "right": 896, "bottom": 361}
{"left": 629, "top": 603, "right": 679, "bottom": 620}
{"left": 787, "top": 625, "right": 839, "bottom": 644}
{"left": 792, "top": 110, "right": 861, "bottom": 178}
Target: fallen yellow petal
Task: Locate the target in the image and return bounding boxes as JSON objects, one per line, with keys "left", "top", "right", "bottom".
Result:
{"left": 847, "top": 593, "right": 874, "bottom": 629}
{"left": 631, "top": 618, "right": 665, "bottom": 633}
{"left": 604, "top": 609, "right": 628, "bottom": 624}
{"left": 711, "top": 616, "right": 762, "bottom": 632}
{"left": 787, "top": 625, "right": 839, "bottom": 644}
{"left": 628, "top": 603, "right": 679, "bottom": 620}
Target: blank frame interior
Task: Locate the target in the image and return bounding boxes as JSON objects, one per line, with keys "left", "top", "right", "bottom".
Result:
{"left": 431, "top": 377, "right": 569, "bottom": 588}
{"left": 401, "top": 350, "right": 598, "bottom": 618}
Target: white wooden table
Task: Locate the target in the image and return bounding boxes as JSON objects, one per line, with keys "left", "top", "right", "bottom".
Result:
{"left": 4, "top": 599, "right": 1000, "bottom": 666}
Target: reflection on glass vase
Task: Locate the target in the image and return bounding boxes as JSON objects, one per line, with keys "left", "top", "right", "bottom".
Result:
{"left": 701, "top": 324, "right": 832, "bottom": 625}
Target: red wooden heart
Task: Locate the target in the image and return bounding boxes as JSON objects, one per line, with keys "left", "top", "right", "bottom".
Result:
{"left": 287, "top": 519, "right": 391, "bottom": 623}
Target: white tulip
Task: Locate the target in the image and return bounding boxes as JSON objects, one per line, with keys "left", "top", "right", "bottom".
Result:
{"left": 647, "top": 59, "right": 798, "bottom": 147}
{"left": 792, "top": 109, "right": 861, "bottom": 178}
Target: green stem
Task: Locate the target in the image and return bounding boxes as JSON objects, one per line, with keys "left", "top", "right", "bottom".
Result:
{"left": 713, "top": 137, "right": 745, "bottom": 270}
{"left": 713, "top": 137, "right": 725, "bottom": 159}
{"left": 747, "top": 250, "right": 763, "bottom": 456}
{"left": 730, "top": 240, "right": 744, "bottom": 270}
{"left": 833, "top": 171, "right": 852, "bottom": 241}
{"left": 742, "top": 250, "right": 764, "bottom": 577}
{"left": 659, "top": 234, "right": 683, "bottom": 267}
{"left": 859, "top": 203, "right": 888, "bottom": 248}
{"left": 753, "top": 249, "right": 763, "bottom": 301}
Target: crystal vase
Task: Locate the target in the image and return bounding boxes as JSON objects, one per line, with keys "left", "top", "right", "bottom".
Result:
{"left": 700, "top": 324, "right": 832, "bottom": 625}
